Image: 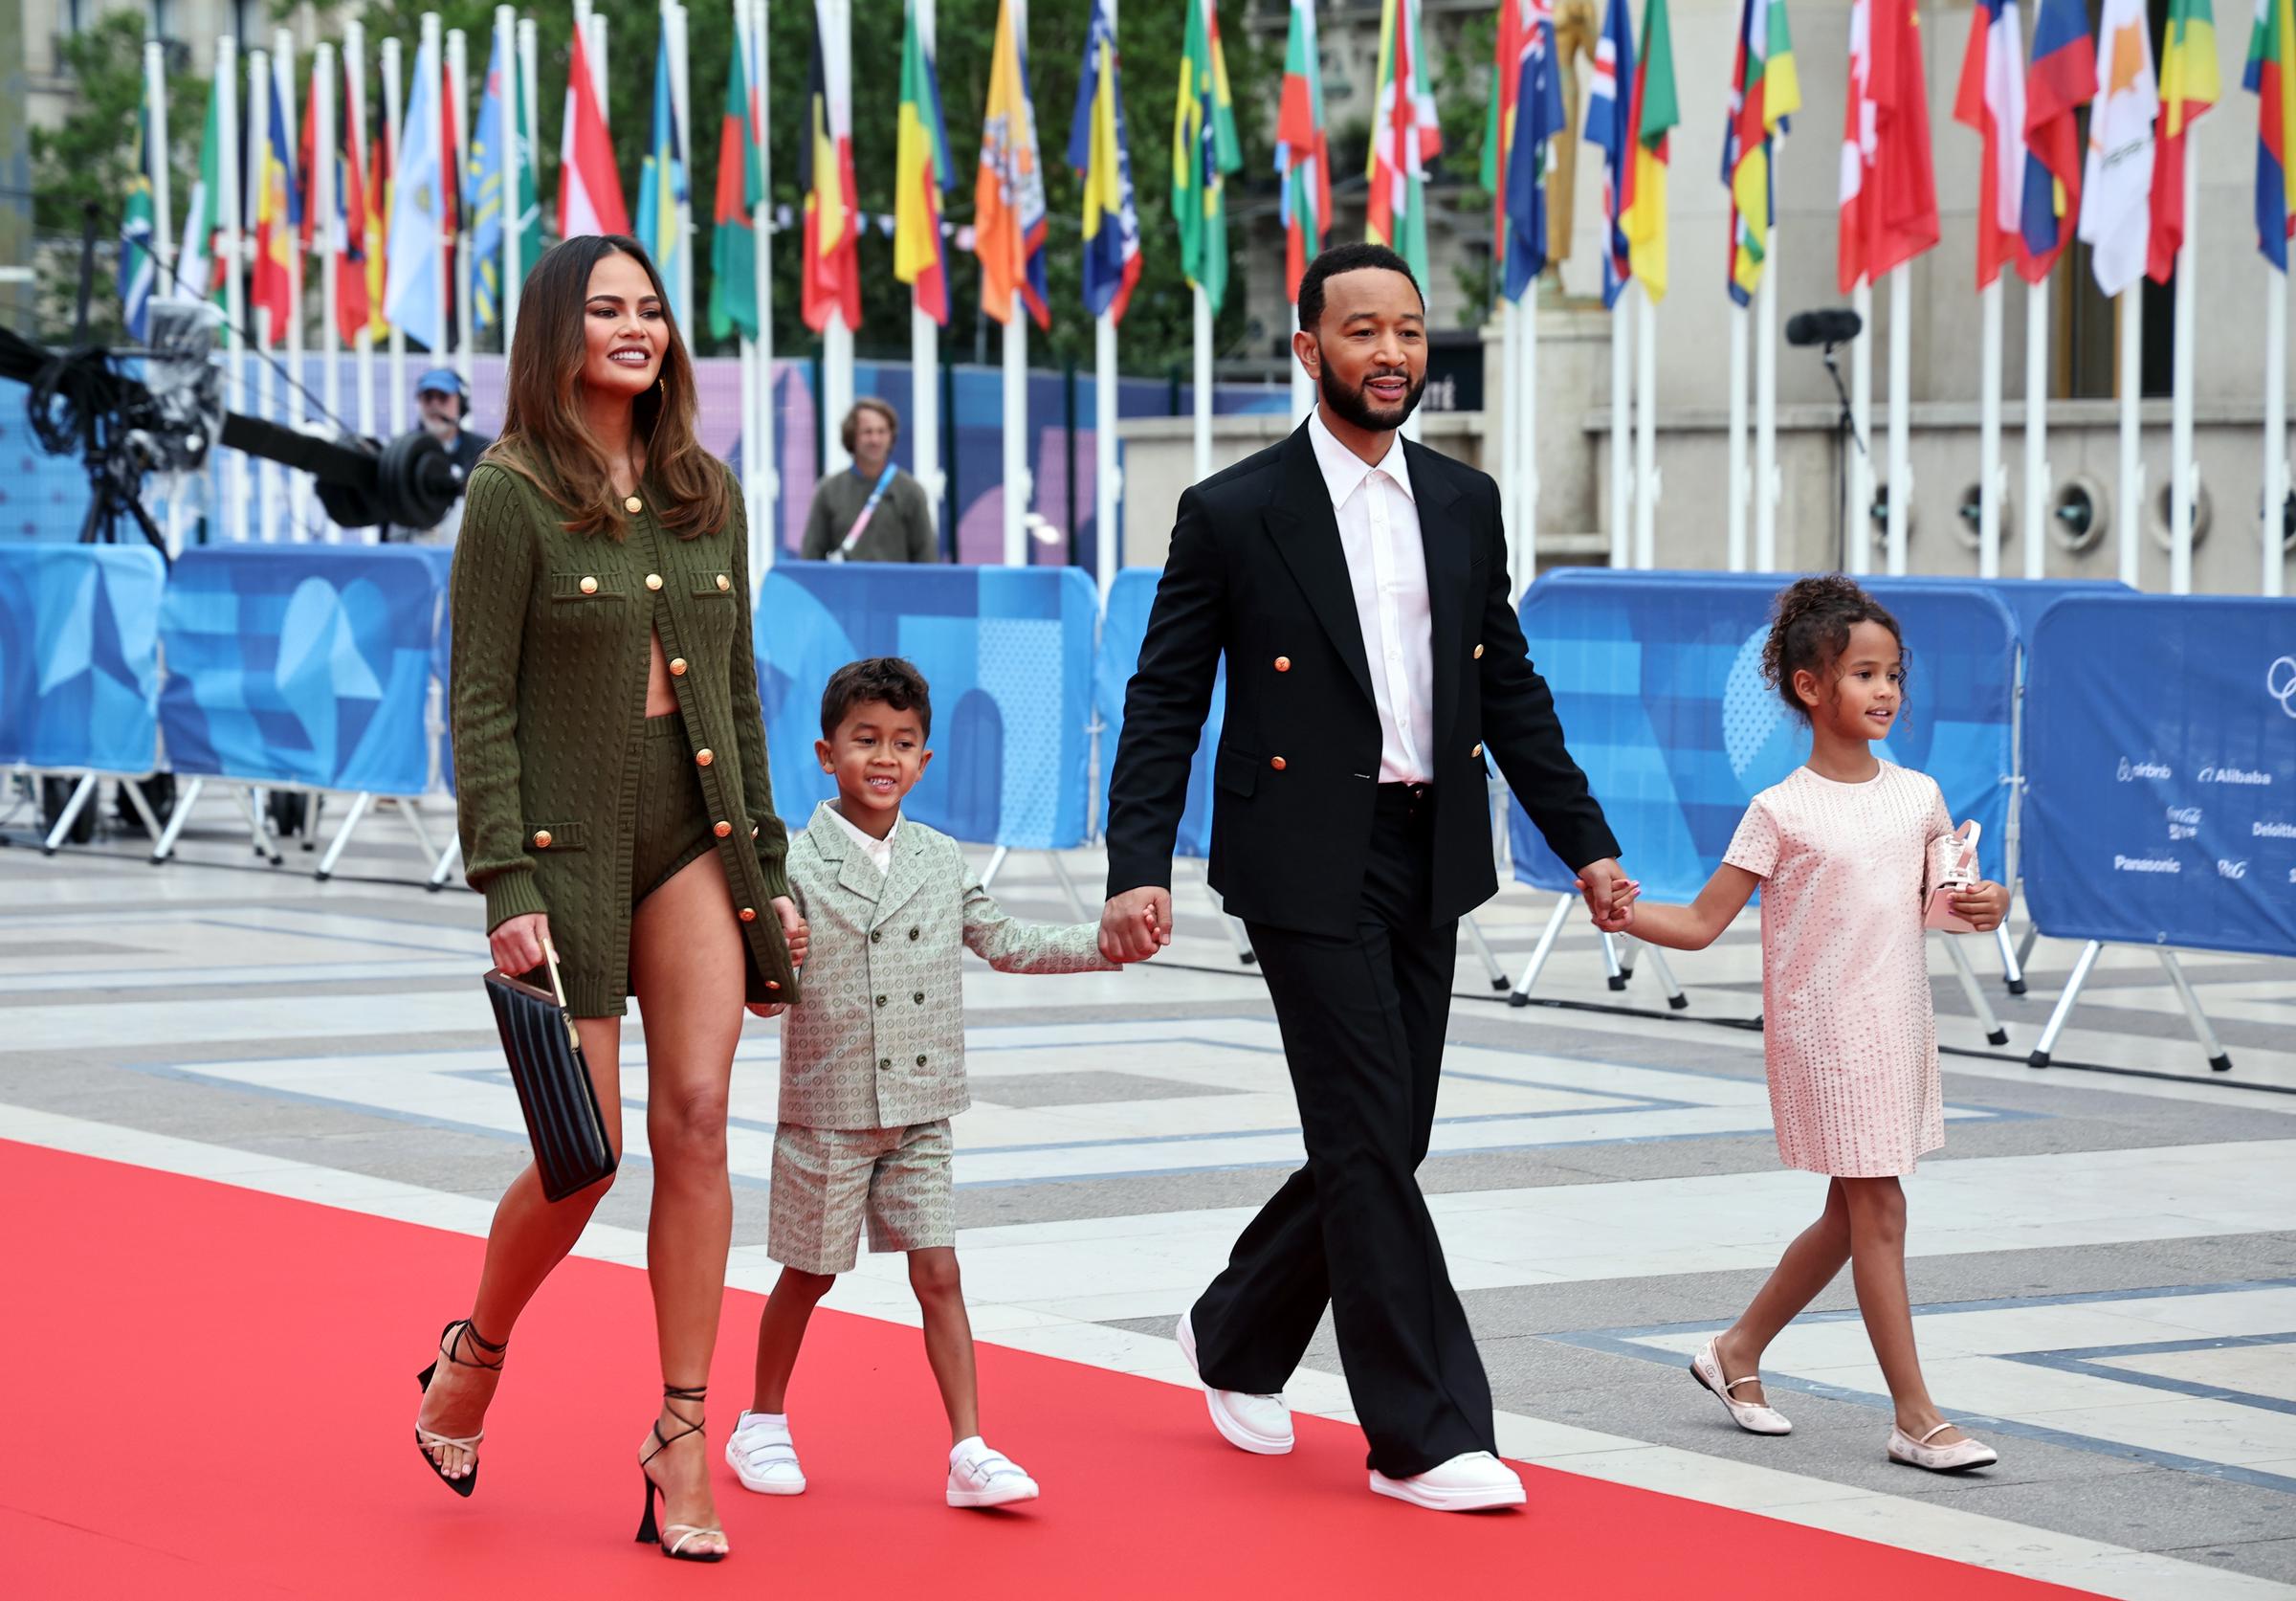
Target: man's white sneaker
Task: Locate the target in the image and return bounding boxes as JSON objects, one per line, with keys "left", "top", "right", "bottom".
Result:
{"left": 725, "top": 1410, "right": 806, "bottom": 1495}
{"left": 1176, "top": 1311, "right": 1293, "bottom": 1455}
{"left": 946, "top": 1437, "right": 1039, "bottom": 1508}
{"left": 1368, "top": 1451, "right": 1527, "bottom": 1512}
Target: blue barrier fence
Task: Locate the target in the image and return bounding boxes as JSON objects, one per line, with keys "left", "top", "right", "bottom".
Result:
{"left": 0, "top": 545, "right": 166, "bottom": 773}
{"left": 753, "top": 562, "right": 1099, "bottom": 849}
{"left": 2024, "top": 595, "right": 2296, "bottom": 958}
{"left": 1508, "top": 570, "right": 2020, "bottom": 901}
{"left": 1096, "top": 568, "right": 1224, "bottom": 859}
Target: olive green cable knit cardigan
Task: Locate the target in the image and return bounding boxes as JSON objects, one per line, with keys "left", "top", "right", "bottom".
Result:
{"left": 450, "top": 458, "right": 799, "bottom": 1016}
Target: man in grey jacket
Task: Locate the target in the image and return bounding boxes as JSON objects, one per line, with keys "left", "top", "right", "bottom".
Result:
{"left": 799, "top": 400, "right": 939, "bottom": 563}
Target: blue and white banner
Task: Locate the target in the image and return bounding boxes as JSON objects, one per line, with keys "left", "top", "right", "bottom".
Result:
{"left": 754, "top": 562, "right": 1098, "bottom": 850}
{"left": 2024, "top": 595, "right": 2296, "bottom": 958}
{"left": 1509, "top": 571, "right": 2019, "bottom": 901}
{"left": 1096, "top": 567, "right": 1223, "bottom": 857}
{"left": 159, "top": 546, "right": 442, "bottom": 796}
{"left": 0, "top": 546, "right": 166, "bottom": 774}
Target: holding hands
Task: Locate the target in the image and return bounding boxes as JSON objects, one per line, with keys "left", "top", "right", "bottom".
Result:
{"left": 1098, "top": 886, "right": 1172, "bottom": 964}
{"left": 1574, "top": 858, "right": 1640, "bottom": 934}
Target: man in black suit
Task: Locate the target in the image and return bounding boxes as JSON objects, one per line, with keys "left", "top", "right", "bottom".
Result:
{"left": 1099, "top": 243, "right": 1628, "bottom": 1511}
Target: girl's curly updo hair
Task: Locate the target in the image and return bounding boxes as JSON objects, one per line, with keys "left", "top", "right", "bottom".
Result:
{"left": 1761, "top": 575, "right": 1906, "bottom": 723}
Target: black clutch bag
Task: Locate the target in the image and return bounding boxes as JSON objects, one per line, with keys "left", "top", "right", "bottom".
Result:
{"left": 483, "top": 938, "right": 617, "bottom": 1203}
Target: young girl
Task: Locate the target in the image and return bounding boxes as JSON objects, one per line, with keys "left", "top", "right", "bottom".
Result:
{"left": 1593, "top": 575, "right": 2010, "bottom": 1473}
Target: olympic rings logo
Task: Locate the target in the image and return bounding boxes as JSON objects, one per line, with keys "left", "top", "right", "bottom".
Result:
{"left": 2272, "top": 656, "right": 2296, "bottom": 719}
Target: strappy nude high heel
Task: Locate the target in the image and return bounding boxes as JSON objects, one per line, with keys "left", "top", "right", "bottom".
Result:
{"left": 1689, "top": 1337, "right": 1793, "bottom": 1435}
{"left": 413, "top": 1318, "right": 508, "bottom": 1497}
{"left": 637, "top": 1384, "right": 727, "bottom": 1562}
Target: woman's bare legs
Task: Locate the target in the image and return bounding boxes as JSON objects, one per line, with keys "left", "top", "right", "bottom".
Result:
{"left": 1709, "top": 1178, "right": 1852, "bottom": 1406}
{"left": 415, "top": 1015, "right": 625, "bottom": 1481}
{"left": 1840, "top": 1176, "right": 1965, "bottom": 1443}
{"left": 628, "top": 850, "right": 748, "bottom": 1554}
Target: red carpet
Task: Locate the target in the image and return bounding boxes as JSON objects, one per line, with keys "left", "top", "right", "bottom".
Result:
{"left": 0, "top": 1138, "right": 2103, "bottom": 1600}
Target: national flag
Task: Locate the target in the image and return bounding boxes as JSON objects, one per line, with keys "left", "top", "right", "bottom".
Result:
{"left": 336, "top": 53, "right": 371, "bottom": 342}
{"left": 1504, "top": 1, "right": 1568, "bottom": 300}
{"left": 1276, "top": 0, "right": 1331, "bottom": 303}
{"left": 1586, "top": 0, "right": 1639, "bottom": 306}
{"left": 2079, "top": 0, "right": 2157, "bottom": 295}
{"left": 1485, "top": 0, "right": 1524, "bottom": 274}
{"left": 298, "top": 62, "right": 320, "bottom": 256}
{"left": 251, "top": 64, "right": 301, "bottom": 338}
{"left": 1174, "top": 0, "right": 1243, "bottom": 315}
{"left": 384, "top": 32, "right": 447, "bottom": 353}
{"left": 1366, "top": 0, "right": 1443, "bottom": 281}
{"left": 1622, "top": 0, "right": 1679, "bottom": 300}
{"left": 366, "top": 99, "right": 391, "bottom": 339}
{"left": 2151, "top": 0, "right": 2219, "bottom": 279}
{"left": 1954, "top": 0, "right": 2028, "bottom": 288}
{"left": 710, "top": 8, "right": 764, "bottom": 341}
{"left": 2248, "top": 0, "right": 2296, "bottom": 266}
{"left": 469, "top": 32, "right": 509, "bottom": 332}
{"left": 121, "top": 107, "right": 155, "bottom": 342}
{"left": 1070, "top": 0, "right": 1142, "bottom": 322}
{"left": 559, "top": 25, "right": 629, "bottom": 239}
{"left": 2019, "top": 0, "right": 2097, "bottom": 282}
{"left": 802, "top": 0, "right": 861, "bottom": 332}
{"left": 633, "top": 29, "right": 689, "bottom": 317}
{"left": 976, "top": 0, "right": 1049, "bottom": 327}
{"left": 1838, "top": 0, "right": 1940, "bottom": 292}
{"left": 1723, "top": 0, "right": 1800, "bottom": 305}
{"left": 896, "top": 0, "right": 956, "bottom": 325}
{"left": 177, "top": 84, "right": 225, "bottom": 303}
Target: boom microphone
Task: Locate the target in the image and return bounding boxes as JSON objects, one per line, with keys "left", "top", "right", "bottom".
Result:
{"left": 1784, "top": 308, "right": 1865, "bottom": 347}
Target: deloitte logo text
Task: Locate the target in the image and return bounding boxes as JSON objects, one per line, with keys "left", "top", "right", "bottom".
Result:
{"left": 2112, "top": 855, "right": 2182, "bottom": 874}
{"left": 2117, "top": 758, "right": 2172, "bottom": 782}
{"left": 2255, "top": 820, "right": 2296, "bottom": 838}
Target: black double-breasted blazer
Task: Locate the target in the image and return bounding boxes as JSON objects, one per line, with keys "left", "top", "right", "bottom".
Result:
{"left": 1105, "top": 422, "right": 1620, "bottom": 938}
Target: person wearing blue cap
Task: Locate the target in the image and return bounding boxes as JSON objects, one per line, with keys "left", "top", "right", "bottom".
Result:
{"left": 390, "top": 367, "right": 495, "bottom": 545}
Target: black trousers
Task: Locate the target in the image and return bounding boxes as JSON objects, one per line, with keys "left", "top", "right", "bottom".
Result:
{"left": 1189, "top": 783, "right": 1496, "bottom": 1478}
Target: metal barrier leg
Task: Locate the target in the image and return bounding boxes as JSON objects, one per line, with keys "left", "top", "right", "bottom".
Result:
{"left": 0, "top": 767, "right": 31, "bottom": 831}
{"left": 1642, "top": 944, "right": 1689, "bottom": 1011}
{"left": 150, "top": 776, "right": 204, "bottom": 863}
{"left": 314, "top": 791, "right": 375, "bottom": 881}
{"left": 1615, "top": 934, "right": 1639, "bottom": 984}
{"left": 2016, "top": 923, "right": 2042, "bottom": 970}
{"left": 1461, "top": 914, "right": 1511, "bottom": 991}
{"left": 979, "top": 845, "right": 1010, "bottom": 891}
{"left": 397, "top": 797, "right": 440, "bottom": 866}
{"left": 115, "top": 777, "right": 166, "bottom": 847}
{"left": 1600, "top": 932, "right": 1627, "bottom": 991}
{"left": 2158, "top": 949, "right": 2234, "bottom": 1074}
{"left": 2028, "top": 939, "right": 2103, "bottom": 1068}
{"left": 241, "top": 787, "right": 283, "bottom": 861}
{"left": 1940, "top": 934, "right": 2010, "bottom": 1046}
{"left": 40, "top": 774, "right": 98, "bottom": 855}
{"left": 1995, "top": 924, "right": 2028, "bottom": 995}
{"left": 1045, "top": 851, "right": 1092, "bottom": 921}
{"left": 1509, "top": 896, "right": 1575, "bottom": 1008}
{"left": 428, "top": 835, "right": 462, "bottom": 892}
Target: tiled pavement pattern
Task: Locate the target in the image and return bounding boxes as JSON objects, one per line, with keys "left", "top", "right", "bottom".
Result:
{"left": 5, "top": 786, "right": 2293, "bottom": 1598}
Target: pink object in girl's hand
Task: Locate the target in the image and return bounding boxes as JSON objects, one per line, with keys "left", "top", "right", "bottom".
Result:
{"left": 1923, "top": 821, "right": 1982, "bottom": 933}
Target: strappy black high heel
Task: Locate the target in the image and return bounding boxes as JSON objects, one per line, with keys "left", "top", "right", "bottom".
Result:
{"left": 636, "top": 1384, "right": 727, "bottom": 1562}
{"left": 412, "top": 1318, "right": 507, "bottom": 1498}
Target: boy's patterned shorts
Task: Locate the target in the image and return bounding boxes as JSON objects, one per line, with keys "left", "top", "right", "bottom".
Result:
{"left": 767, "top": 1120, "right": 955, "bottom": 1275}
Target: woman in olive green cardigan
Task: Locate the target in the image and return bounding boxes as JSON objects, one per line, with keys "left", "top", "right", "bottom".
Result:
{"left": 415, "top": 236, "right": 803, "bottom": 1563}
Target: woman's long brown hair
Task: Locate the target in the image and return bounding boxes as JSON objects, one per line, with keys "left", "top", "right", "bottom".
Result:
{"left": 488, "top": 234, "right": 728, "bottom": 540}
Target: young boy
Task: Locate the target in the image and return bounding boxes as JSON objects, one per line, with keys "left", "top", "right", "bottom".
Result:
{"left": 726, "top": 656, "right": 1143, "bottom": 1508}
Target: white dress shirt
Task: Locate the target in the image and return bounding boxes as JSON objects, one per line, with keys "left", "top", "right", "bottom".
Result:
{"left": 1307, "top": 408, "right": 1435, "bottom": 784}
{"left": 824, "top": 801, "right": 899, "bottom": 878}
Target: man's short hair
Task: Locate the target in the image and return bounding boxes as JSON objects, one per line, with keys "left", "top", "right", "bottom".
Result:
{"left": 839, "top": 398, "right": 901, "bottom": 454}
{"left": 1296, "top": 243, "right": 1424, "bottom": 332}
{"left": 820, "top": 656, "right": 933, "bottom": 742}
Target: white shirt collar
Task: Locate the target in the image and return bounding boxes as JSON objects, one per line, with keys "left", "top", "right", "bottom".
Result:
{"left": 823, "top": 800, "right": 899, "bottom": 869}
{"left": 1306, "top": 406, "right": 1417, "bottom": 511}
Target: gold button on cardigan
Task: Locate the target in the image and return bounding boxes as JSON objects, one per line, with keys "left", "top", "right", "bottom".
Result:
{"left": 448, "top": 460, "right": 798, "bottom": 1017}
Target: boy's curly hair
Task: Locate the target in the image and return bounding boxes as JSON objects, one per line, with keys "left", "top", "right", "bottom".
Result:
{"left": 820, "top": 656, "right": 933, "bottom": 741}
{"left": 1761, "top": 575, "right": 1906, "bottom": 723}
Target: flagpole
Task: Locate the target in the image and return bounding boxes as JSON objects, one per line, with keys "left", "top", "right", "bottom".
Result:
{"left": 2267, "top": 265, "right": 2288, "bottom": 598}
{"left": 1092, "top": 0, "right": 1120, "bottom": 598}
{"left": 1633, "top": 287, "right": 1657, "bottom": 567}
{"left": 1978, "top": 277, "right": 2002, "bottom": 578}
{"left": 2117, "top": 287, "right": 2143, "bottom": 586}
{"left": 383, "top": 37, "right": 407, "bottom": 434}
{"left": 496, "top": 8, "right": 519, "bottom": 351}
{"left": 1608, "top": 287, "right": 1630, "bottom": 568}
{"left": 250, "top": 45, "right": 277, "bottom": 543}
{"left": 1502, "top": 298, "right": 1522, "bottom": 565}
{"left": 1727, "top": 301, "right": 1749, "bottom": 570}
{"left": 671, "top": 1, "right": 695, "bottom": 325}
{"left": 318, "top": 41, "right": 341, "bottom": 536}
{"left": 1193, "top": 285, "right": 1213, "bottom": 482}
{"left": 2025, "top": 275, "right": 2050, "bottom": 580}
{"left": 347, "top": 18, "right": 376, "bottom": 440}
{"left": 219, "top": 33, "right": 250, "bottom": 542}
{"left": 1848, "top": 280, "right": 1871, "bottom": 574}
{"left": 915, "top": 0, "right": 945, "bottom": 564}
{"left": 1755, "top": 223, "right": 1780, "bottom": 570}
{"left": 143, "top": 39, "right": 182, "bottom": 556}
{"left": 1517, "top": 285, "right": 1539, "bottom": 593}
{"left": 1886, "top": 262, "right": 1910, "bottom": 575}
{"left": 447, "top": 27, "right": 474, "bottom": 385}
{"left": 518, "top": 13, "right": 540, "bottom": 343}
{"left": 2169, "top": 131, "right": 2197, "bottom": 595}
{"left": 419, "top": 14, "right": 448, "bottom": 374}
{"left": 823, "top": 0, "right": 855, "bottom": 477}
{"left": 751, "top": 0, "right": 778, "bottom": 573}
{"left": 276, "top": 28, "right": 307, "bottom": 542}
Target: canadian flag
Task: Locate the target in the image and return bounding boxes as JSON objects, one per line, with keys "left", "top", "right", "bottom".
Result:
{"left": 560, "top": 28, "right": 629, "bottom": 239}
{"left": 1839, "top": 0, "right": 1940, "bottom": 292}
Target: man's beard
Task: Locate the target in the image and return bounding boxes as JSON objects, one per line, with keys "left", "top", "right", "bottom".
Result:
{"left": 1318, "top": 363, "right": 1425, "bottom": 434}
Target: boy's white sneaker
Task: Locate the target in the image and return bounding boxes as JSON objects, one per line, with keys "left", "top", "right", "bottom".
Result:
{"left": 946, "top": 1436, "right": 1039, "bottom": 1508}
{"left": 726, "top": 1410, "right": 806, "bottom": 1495}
